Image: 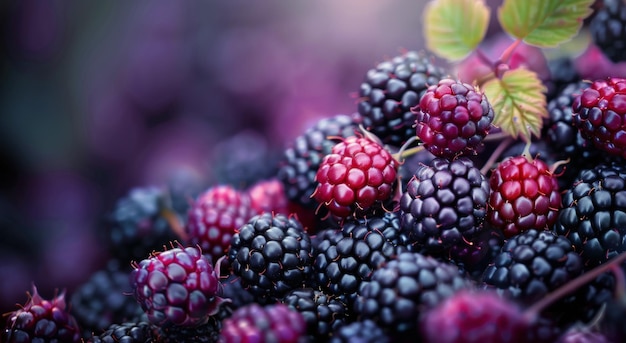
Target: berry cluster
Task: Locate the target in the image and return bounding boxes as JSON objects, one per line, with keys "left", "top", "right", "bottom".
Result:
{"left": 7, "top": 1, "right": 626, "bottom": 342}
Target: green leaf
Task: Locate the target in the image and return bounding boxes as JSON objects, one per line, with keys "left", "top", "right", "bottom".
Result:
{"left": 482, "top": 68, "right": 547, "bottom": 142}
{"left": 498, "top": 0, "right": 594, "bottom": 47}
{"left": 424, "top": 0, "right": 490, "bottom": 61}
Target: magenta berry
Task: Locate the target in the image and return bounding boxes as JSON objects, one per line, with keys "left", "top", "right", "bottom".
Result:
{"left": 414, "top": 78, "right": 494, "bottom": 158}
{"left": 130, "top": 244, "right": 226, "bottom": 327}
{"left": 3, "top": 285, "right": 81, "bottom": 343}
{"left": 186, "top": 185, "right": 257, "bottom": 263}
{"left": 487, "top": 155, "right": 561, "bottom": 238}
{"left": 219, "top": 303, "right": 307, "bottom": 343}
{"left": 312, "top": 135, "right": 398, "bottom": 219}
{"left": 247, "top": 178, "right": 289, "bottom": 216}
{"left": 572, "top": 77, "right": 626, "bottom": 158}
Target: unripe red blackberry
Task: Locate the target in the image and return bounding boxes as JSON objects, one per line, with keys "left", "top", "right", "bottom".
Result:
{"left": 130, "top": 244, "right": 226, "bottom": 328}
{"left": 219, "top": 303, "right": 307, "bottom": 343}
{"left": 357, "top": 50, "right": 448, "bottom": 147}
{"left": 414, "top": 78, "right": 494, "bottom": 158}
{"left": 186, "top": 185, "right": 256, "bottom": 264}
{"left": 312, "top": 135, "right": 398, "bottom": 219}
{"left": 572, "top": 77, "right": 626, "bottom": 158}
{"left": 419, "top": 290, "right": 529, "bottom": 343}
{"left": 3, "top": 286, "right": 81, "bottom": 343}
{"left": 247, "top": 178, "right": 289, "bottom": 216}
{"left": 228, "top": 213, "right": 313, "bottom": 302}
{"left": 487, "top": 155, "right": 561, "bottom": 238}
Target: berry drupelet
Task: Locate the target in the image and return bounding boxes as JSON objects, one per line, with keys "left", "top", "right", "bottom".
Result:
{"left": 357, "top": 50, "right": 448, "bottom": 147}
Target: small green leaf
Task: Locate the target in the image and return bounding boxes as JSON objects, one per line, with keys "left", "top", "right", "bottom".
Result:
{"left": 498, "top": 0, "right": 594, "bottom": 47}
{"left": 424, "top": 0, "right": 490, "bottom": 61}
{"left": 482, "top": 68, "right": 547, "bottom": 142}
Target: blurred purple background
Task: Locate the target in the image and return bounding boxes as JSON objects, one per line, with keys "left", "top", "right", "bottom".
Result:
{"left": 0, "top": 0, "right": 443, "bottom": 313}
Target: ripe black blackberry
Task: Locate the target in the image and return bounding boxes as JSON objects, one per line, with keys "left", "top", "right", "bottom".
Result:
{"left": 71, "top": 260, "right": 142, "bottom": 339}
{"left": 545, "top": 57, "right": 581, "bottom": 102}
{"left": 357, "top": 50, "right": 448, "bottom": 147}
{"left": 554, "top": 160, "right": 626, "bottom": 268}
{"left": 590, "top": 0, "right": 626, "bottom": 63}
{"left": 277, "top": 113, "right": 361, "bottom": 210}
{"left": 399, "top": 157, "right": 490, "bottom": 261}
{"left": 156, "top": 305, "right": 232, "bottom": 343}
{"left": 311, "top": 211, "right": 411, "bottom": 303}
{"left": 106, "top": 186, "right": 179, "bottom": 264}
{"left": 228, "top": 213, "right": 313, "bottom": 302}
{"left": 354, "top": 251, "right": 473, "bottom": 338}
{"left": 330, "top": 319, "right": 390, "bottom": 343}
{"left": 218, "top": 273, "right": 256, "bottom": 310}
{"left": 482, "top": 229, "right": 590, "bottom": 332}
{"left": 87, "top": 322, "right": 156, "bottom": 343}
{"left": 281, "top": 288, "right": 349, "bottom": 341}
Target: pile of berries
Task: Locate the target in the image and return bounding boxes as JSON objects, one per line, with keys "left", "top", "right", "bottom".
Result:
{"left": 7, "top": 1, "right": 626, "bottom": 342}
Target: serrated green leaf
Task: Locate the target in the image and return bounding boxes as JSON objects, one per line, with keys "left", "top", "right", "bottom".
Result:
{"left": 482, "top": 68, "right": 547, "bottom": 142}
{"left": 424, "top": 0, "right": 490, "bottom": 61}
{"left": 498, "top": 0, "right": 594, "bottom": 48}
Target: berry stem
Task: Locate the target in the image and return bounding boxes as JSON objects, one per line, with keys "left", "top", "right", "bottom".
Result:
{"left": 498, "top": 38, "right": 522, "bottom": 66}
{"left": 523, "top": 251, "right": 626, "bottom": 322}
{"left": 480, "top": 137, "right": 514, "bottom": 175}
{"left": 160, "top": 207, "right": 189, "bottom": 242}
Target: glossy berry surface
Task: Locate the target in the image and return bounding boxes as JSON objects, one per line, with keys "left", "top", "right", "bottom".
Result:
{"left": 3, "top": 286, "right": 81, "bottom": 343}
{"left": 88, "top": 321, "right": 156, "bottom": 343}
{"left": 572, "top": 77, "right": 626, "bottom": 158}
{"left": 400, "top": 157, "right": 490, "bottom": 257}
{"left": 130, "top": 245, "right": 224, "bottom": 327}
{"left": 487, "top": 155, "right": 561, "bottom": 238}
{"left": 312, "top": 136, "right": 398, "bottom": 219}
{"left": 186, "top": 185, "right": 256, "bottom": 264}
{"left": 414, "top": 78, "right": 494, "bottom": 158}
{"left": 219, "top": 303, "right": 307, "bottom": 343}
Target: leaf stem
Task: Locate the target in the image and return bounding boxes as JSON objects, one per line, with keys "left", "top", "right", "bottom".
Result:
{"left": 523, "top": 252, "right": 626, "bottom": 322}
{"left": 499, "top": 38, "right": 522, "bottom": 66}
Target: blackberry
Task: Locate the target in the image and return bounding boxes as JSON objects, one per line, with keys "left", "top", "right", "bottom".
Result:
{"left": 311, "top": 211, "right": 411, "bottom": 301}
{"left": 281, "top": 288, "right": 349, "bottom": 341}
{"left": 482, "top": 229, "right": 588, "bottom": 330}
{"left": 312, "top": 135, "right": 398, "bottom": 219}
{"left": 186, "top": 185, "right": 256, "bottom": 264}
{"left": 545, "top": 81, "right": 604, "bottom": 188}
{"left": 414, "top": 78, "right": 494, "bottom": 158}
{"left": 210, "top": 130, "right": 281, "bottom": 189}
{"left": 71, "top": 260, "right": 142, "bottom": 339}
{"left": 228, "top": 213, "right": 313, "bottom": 302}
{"left": 590, "top": 0, "right": 626, "bottom": 63}
{"left": 156, "top": 305, "right": 232, "bottom": 343}
{"left": 487, "top": 155, "right": 561, "bottom": 238}
{"left": 278, "top": 114, "right": 361, "bottom": 209}
{"left": 3, "top": 285, "right": 81, "bottom": 343}
{"left": 419, "top": 290, "right": 529, "bottom": 343}
{"left": 399, "top": 157, "right": 490, "bottom": 260}
{"left": 357, "top": 50, "right": 448, "bottom": 147}
{"left": 572, "top": 77, "right": 626, "bottom": 158}
{"left": 87, "top": 322, "right": 156, "bottom": 343}
{"left": 107, "top": 186, "right": 179, "bottom": 264}
{"left": 130, "top": 244, "right": 226, "bottom": 328}
{"left": 554, "top": 160, "right": 626, "bottom": 267}
{"left": 219, "top": 303, "right": 307, "bottom": 343}
{"left": 354, "top": 251, "right": 473, "bottom": 337}
{"left": 329, "top": 320, "right": 390, "bottom": 343}
{"left": 545, "top": 57, "right": 581, "bottom": 102}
